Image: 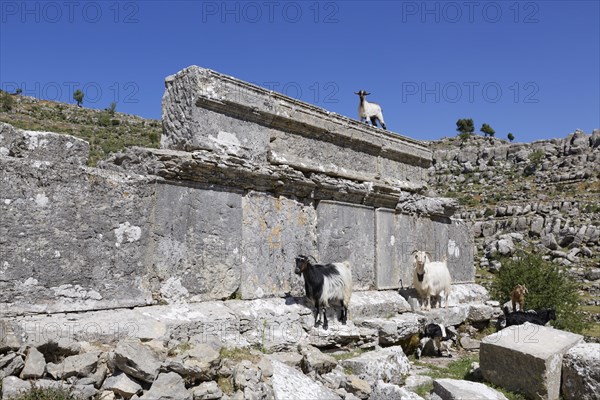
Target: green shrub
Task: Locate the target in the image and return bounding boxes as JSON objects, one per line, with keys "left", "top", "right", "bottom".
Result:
{"left": 490, "top": 252, "right": 587, "bottom": 333}
{"left": 1, "top": 92, "right": 15, "bottom": 111}
{"left": 97, "top": 112, "right": 111, "bottom": 127}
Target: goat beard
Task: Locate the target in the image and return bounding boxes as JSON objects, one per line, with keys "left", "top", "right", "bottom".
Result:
{"left": 417, "top": 272, "right": 424, "bottom": 282}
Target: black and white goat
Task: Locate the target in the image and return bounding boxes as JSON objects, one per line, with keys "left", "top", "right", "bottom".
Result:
{"left": 498, "top": 306, "right": 557, "bottom": 329}
{"left": 355, "top": 90, "right": 386, "bottom": 130}
{"left": 294, "top": 255, "right": 352, "bottom": 330}
{"left": 416, "top": 323, "right": 456, "bottom": 359}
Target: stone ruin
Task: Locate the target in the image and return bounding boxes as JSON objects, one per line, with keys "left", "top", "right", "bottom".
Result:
{"left": 0, "top": 65, "right": 473, "bottom": 317}
{"left": 1, "top": 67, "right": 598, "bottom": 400}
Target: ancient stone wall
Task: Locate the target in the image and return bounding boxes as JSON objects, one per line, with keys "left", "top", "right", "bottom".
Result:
{"left": 0, "top": 67, "right": 474, "bottom": 317}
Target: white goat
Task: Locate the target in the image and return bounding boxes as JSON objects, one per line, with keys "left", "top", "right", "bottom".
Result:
{"left": 412, "top": 251, "right": 452, "bottom": 310}
{"left": 355, "top": 90, "right": 386, "bottom": 130}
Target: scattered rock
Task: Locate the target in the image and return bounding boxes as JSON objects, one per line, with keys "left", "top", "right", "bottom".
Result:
{"left": 20, "top": 347, "right": 46, "bottom": 379}
{"left": 432, "top": 378, "right": 508, "bottom": 400}
{"left": 371, "top": 380, "right": 424, "bottom": 400}
{"left": 191, "top": 381, "right": 223, "bottom": 400}
{"left": 271, "top": 359, "right": 339, "bottom": 400}
{"left": 343, "top": 375, "right": 372, "bottom": 399}
{"left": 111, "top": 340, "right": 162, "bottom": 383}
{"left": 1, "top": 376, "right": 32, "bottom": 399}
{"left": 139, "top": 372, "right": 191, "bottom": 400}
{"left": 341, "top": 346, "right": 410, "bottom": 386}
{"left": 101, "top": 371, "right": 143, "bottom": 399}
{"left": 299, "top": 344, "right": 337, "bottom": 374}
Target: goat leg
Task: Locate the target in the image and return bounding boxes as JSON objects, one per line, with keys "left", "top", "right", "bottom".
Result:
{"left": 314, "top": 306, "right": 321, "bottom": 327}
{"left": 322, "top": 306, "right": 329, "bottom": 330}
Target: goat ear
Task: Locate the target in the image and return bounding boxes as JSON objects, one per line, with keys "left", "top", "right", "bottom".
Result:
{"left": 354, "top": 92, "right": 360, "bottom": 95}
{"left": 365, "top": 92, "right": 371, "bottom": 95}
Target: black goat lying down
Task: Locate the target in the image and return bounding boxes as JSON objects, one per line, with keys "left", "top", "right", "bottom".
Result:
{"left": 499, "top": 306, "right": 557, "bottom": 329}
{"left": 416, "top": 323, "right": 456, "bottom": 359}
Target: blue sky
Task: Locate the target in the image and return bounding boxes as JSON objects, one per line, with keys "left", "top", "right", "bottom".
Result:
{"left": 1, "top": 0, "right": 598, "bottom": 142}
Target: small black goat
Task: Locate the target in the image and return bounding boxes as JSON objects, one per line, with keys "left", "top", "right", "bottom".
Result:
{"left": 294, "top": 255, "right": 352, "bottom": 330}
{"left": 500, "top": 306, "right": 557, "bottom": 329}
{"left": 416, "top": 323, "right": 456, "bottom": 358}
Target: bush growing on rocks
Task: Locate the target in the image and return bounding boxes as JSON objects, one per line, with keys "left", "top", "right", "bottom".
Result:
{"left": 491, "top": 252, "right": 587, "bottom": 333}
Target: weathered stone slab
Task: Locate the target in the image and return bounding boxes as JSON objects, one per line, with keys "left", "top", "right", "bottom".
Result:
{"left": 111, "top": 339, "right": 162, "bottom": 383}
{"left": 341, "top": 346, "right": 411, "bottom": 386}
{"left": 561, "top": 342, "right": 600, "bottom": 400}
{"left": 139, "top": 372, "right": 191, "bottom": 400}
{"left": 1, "top": 376, "right": 33, "bottom": 400}
{"left": 447, "top": 219, "right": 475, "bottom": 283}
{"left": 356, "top": 313, "right": 424, "bottom": 346}
{"left": 419, "top": 306, "right": 470, "bottom": 327}
{"left": 224, "top": 297, "right": 312, "bottom": 351}
{"left": 101, "top": 371, "right": 143, "bottom": 398}
{"left": 20, "top": 347, "right": 45, "bottom": 379}
{"left": 271, "top": 359, "right": 339, "bottom": 400}
{"left": 0, "top": 122, "right": 89, "bottom": 165}
{"left": 349, "top": 291, "right": 411, "bottom": 319}
{"left": 0, "top": 157, "right": 156, "bottom": 315}
{"left": 317, "top": 201, "right": 375, "bottom": 290}
{"left": 241, "top": 192, "right": 316, "bottom": 299}
{"left": 375, "top": 209, "right": 400, "bottom": 289}
{"left": 150, "top": 183, "right": 242, "bottom": 302}
{"left": 480, "top": 322, "right": 583, "bottom": 399}
{"left": 432, "top": 378, "right": 508, "bottom": 400}
{"left": 308, "top": 323, "right": 378, "bottom": 350}
{"left": 371, "top": 380, "right": 425, "bottom": 400}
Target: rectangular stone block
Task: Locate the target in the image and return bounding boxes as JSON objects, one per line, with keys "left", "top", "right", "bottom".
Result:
{"left": 240, "top": 192, "right": 317, "bottom": 299}
{"left": 161, "top": 66, "right": 432, "bottom": 188}
{"left": 375, "top": 209, "right": 398, "bottom": 289}
{"left": 317, "top": 201, "right": 374, "bottom": 290}
{"left": 151, "top": 184, "right": 243, "bottom": 302}
{"left": 0, "top": 158, "right": 155, "bottom": 315}
{"left": 480, "top": 323, "right": 583, "bottom": 400}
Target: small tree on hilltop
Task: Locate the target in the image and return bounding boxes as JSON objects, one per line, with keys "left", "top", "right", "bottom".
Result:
{"left": 456, "top": 118, "right": 475, "bottom": 135}
{"left": 73, "top": 90, "right": 84, "bottom": 107}
{"left": 107, "top": 102, "right": 117, "bottom": 116}
{"left": 507, "top": 132, "right": 515, "bottom": 142}
{"left": 481, "top": 123, "right": 495, "bottom": 137}
{"left": 15, "top": 88, "right": 23, "bottom": 95}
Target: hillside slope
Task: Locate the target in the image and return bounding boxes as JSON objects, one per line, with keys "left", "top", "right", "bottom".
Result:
{"left": 428, "top": 133, "right": 600, "bottom": 337}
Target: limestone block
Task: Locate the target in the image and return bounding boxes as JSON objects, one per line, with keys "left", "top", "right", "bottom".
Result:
{"left": 341, "top": 346, "right": 411, "bottom": 386}
{"left": 111, "top": 340, "right": 162, "bottom": 383}
{"left": 561, "top": 343, "right": 600, "bottom": 400}
{"left": 348, "top": 291, "right": 411, "bottom": 320}
{"left": 151, "top": 184, "right": 243, "bottom": 302}
{"left": 432, "top": 378, "right": 508, "bottom": 400}
{"left": 356, "top": 313, "right": 424, "bottom": 346}
{"left": 480, "top": 323, "right": 583, "bottom": 399}
{"left": 0, "top": 122, "right": 89, "bottom": 165}
{"left": 271, "top": 359, "right": 339, "bottom": 400}
{"left": 317, "top": 201, "right": 375, "bottom": 290}
{"left": 241, "top": 192, "right": 316, "bottom": 299}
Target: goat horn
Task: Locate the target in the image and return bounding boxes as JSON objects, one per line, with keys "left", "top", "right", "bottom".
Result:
{"left": 411, "top": 250, "right": 419, "bottom": 255}
{"left": 308, "top": 255, "right": 318, "bottom": 263}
